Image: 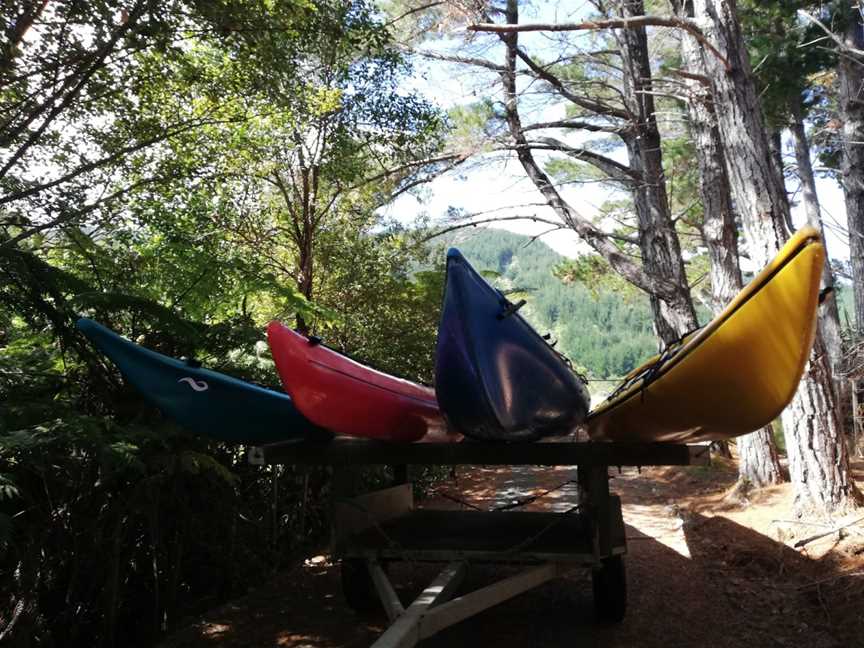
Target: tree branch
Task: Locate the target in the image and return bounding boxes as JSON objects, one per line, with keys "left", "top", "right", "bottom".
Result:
{"left": 798, "top": 10, "right": 864, "bottom": 57}
{"left": 423, "top": 214, "right": 565, "bottom": 242}
{"left": 406, "top": 47, "right": 506, "bottom": 72}
{"left": 471, "top": 15, "right": 731, "bottom": 72}
{"left": 494, "top": 0, "right": 680, "bottom": 302}
{"left": 525, "top": 136, "right": 640, "bottom": 182}
{"left": 522, "top": 119, "right": 628, "bottom": 134}
{"left": 355, "top": 152, "right": 467, "bottom": 189}
{"left": 668, "top": 67, "right": 711, "bottom": 86}
{"left": 386, "top": 1, "right": 446, "bottom": 28}
{"left": 0, "top": 115, "right": 244, "bottom": 206}
{"left": 0, "top": 0, "right": 152, "bottom": 181}
{"left": 1, "top": 173, "right": 168, "bottom": 250}
{"left": 513, "top": 47, "right": 631, "bottom": 120}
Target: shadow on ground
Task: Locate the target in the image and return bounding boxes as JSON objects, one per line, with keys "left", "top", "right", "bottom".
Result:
{"left": 160, "top": 464, "right": 863, "bottom": 648}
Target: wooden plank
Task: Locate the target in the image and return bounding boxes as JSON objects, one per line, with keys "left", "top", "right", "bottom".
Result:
{"left": 688, "top": 443, "right": 712, "bottom": 465}
{"left": 369, "top": 560, "right": 405, "bottom": 622}
{"left": 255, "top": 438, "right": 704, "bottom": 467}
{"left": 372, "top": 561, "right": 467, "bottom": 648}
{"left": 332, "top": 483, "right": 413, "bottom": 553}
{"left": 340, "top": 509, "right": 623, "bottom": 563}
{"left": 418, "top": 563, "right": 560, "bottom": 639}
{"left": 343, "top": 547, "right": 600, "bottom": 564}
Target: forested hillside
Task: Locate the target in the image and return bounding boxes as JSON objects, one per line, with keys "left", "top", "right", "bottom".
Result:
{"left": 439, "top": 229, "right": 658, "bottom": 381}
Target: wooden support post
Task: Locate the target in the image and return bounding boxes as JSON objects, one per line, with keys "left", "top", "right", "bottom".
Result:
{"left": 392, "top": 464, "right": 409, "bottom": 486}
{"left": 330, "top": 465, "right": 360, "bottom": 555}
{"left": 578, "top": 465, "right": 611, "bottom": 560}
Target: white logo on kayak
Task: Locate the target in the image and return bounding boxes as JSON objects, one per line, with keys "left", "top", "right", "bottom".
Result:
{"left": 178, "top": 377, "right": 209, "bottom": 392}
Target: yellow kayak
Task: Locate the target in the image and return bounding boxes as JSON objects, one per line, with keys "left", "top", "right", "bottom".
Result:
{"left": 587, "top": 226, "right": 825, "bottom": 443}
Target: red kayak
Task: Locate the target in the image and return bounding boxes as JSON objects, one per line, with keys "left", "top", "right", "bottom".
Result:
{"left": 267, "top": 322, "right": 460, "bottom": 442}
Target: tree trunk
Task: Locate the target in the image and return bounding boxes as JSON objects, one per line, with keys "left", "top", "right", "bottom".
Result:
{"left": 623, "top": 137, "right": 698, "bottom": 344}
{"left": 767, "top": 129, "right": 784, "bottom": 183}
{"left": 496, "top": 0, "right": 696, "bottom": 342}
{"left": 295, "top": 216, "right": 314, "bottom": 335}
{"left": 789, "top": 96, "right": 848, "bottom": 421}
{"left": 838, "top": 12, "right": 864, "bottom": 336}
{"left": 790, "top": 100, "right": 844, "bottom": 351}
{"left": 618, "top": 0, "right": 699, "bottom": 345}
{"left": 737, "top": 429, "right": 783, "bottom": 485}
{"left": 693, "top": 0, "right": 861, "bottom": 514}
{"left": 674, "top": 11, "right": 783, "bottom": 485}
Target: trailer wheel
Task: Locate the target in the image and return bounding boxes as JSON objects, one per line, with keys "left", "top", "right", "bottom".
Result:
{"left": 341, "top": 558, "right": 383, "bottom": 613}
{"left": 592, "top": 555, "right": 626, "bottom": 624}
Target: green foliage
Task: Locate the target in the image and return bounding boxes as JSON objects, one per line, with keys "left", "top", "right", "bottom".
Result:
{"left": 312, "top": 222, "right": 444, "bottom": 383}
{"left": 447, "top": 101, "right": 503, "bottom": 153}
{"left": 835, "top": 283, "right": 857, "bottom": 332}
{"left": 737, "top": 0, "right": 837, "bottom": 126}
{"left": 0, "top": 2, "right": 450, "bottom": 646}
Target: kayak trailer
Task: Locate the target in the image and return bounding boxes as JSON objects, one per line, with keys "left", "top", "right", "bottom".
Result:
{"left": 249, "top": 438, "right": 709, "bottom": 647}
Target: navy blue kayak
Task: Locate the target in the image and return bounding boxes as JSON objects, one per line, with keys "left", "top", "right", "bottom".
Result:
{"left": 435, "top": 249, "right": 590, "bottom": 441}
{"left": 77, "top": 318, "right": 331, "bottom": 444}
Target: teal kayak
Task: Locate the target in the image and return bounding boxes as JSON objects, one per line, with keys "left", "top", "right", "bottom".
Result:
{"left": 76, "top": 318, "right": 331, "bottom": 444}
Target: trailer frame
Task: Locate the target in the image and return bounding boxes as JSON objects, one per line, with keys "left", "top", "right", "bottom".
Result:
{"left": 249, "top": 438, "right": 709, "bottom": 647}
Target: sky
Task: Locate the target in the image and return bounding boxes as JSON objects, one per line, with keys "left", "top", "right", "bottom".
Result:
{"left": 382, "top": 3, "right": 853, "bottom": 266}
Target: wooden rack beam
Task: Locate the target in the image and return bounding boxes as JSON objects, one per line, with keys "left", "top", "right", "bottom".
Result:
{"left": 249, "top": 438, "right": 709, "bottom": 467}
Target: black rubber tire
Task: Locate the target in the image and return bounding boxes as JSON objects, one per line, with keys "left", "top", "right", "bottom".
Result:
{"left": 341, "top": 559, "right": 383, "bottom": 613}
{"left": 592, "top": 555, "right": 627, "bottom": 624}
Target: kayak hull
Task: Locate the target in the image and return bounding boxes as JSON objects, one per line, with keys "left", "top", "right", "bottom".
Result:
{"left": 435, "top": 248, "right": 591, "bottom": 441}
{"left": 77, "top": 318, "right": 330, "bottom": 444}
{"left": 587, "top": 227, "right": 825, "bottom": 443}
{"left": 267, "top": 322, "right": 456, "bottom": 442}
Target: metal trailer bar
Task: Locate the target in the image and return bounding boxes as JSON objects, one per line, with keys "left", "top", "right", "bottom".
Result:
{"left": 249, "top": 439, "right": 709, "bottom": 647}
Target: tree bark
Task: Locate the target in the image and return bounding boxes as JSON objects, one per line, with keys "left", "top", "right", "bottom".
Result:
{"left": 674, "top": 5, "right": 783, "bottom": 485}
{"left": 837, "top": 11, "right": 864, "bottom": 336}
{"left": 618, "top": 0, "right": 699, "bottom": 345}
{"left": 767, "top": 129, "right": 785, "bottom": 184}
{"left": 736, "top": 429, "right": 783, "bottom": 485}
{"left": 693, "top": 0, "right": 861, "bottom": 514}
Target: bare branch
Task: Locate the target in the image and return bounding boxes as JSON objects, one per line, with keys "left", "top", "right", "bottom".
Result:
{"left": 470, "top": 15, "right": 731, "bottom": 72}
{"left": 0, "top": 0, "right": 152, "bottom": 181}
{"left": 668, "top": 67, "right": 711, "bottom": 86}
{"left": 798, "top": 10, "right": 864, "bottom": 57}
{"left": 493, "top": 0, "right": 681, "bottom": 302}
{"left": 406, "top": 47, "right": 506, "bottom": 72}
{"left": 0, "top": 115, "right": 244, "bottom": 206}
{"left": 386, "top": 1, "right": 445, "bottom": 28}
{"left": 513, "top": 47, "right": 631, "bottom": 120}
{"left": 522, "top": 118, "right": 627, "bottom": 134}
{"left": 356, "top": 152, "right": 467, "bottom": 189}
{"left": 423, "top": 214, "right": 565, "bottom": 241}
{"left": 522, "top": 136, "right": 640, "bottom": 183}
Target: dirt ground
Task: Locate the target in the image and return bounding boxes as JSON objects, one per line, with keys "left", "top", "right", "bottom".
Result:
{"left": 161, "top": 455, "right": 864, "bottom": 648}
